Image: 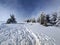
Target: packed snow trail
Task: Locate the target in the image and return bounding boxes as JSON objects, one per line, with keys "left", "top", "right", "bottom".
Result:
{"left": 0, "top": 24, "right": 55, "bottom": 45}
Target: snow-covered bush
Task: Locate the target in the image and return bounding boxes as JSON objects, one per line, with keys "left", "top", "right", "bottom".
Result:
{"left": 25, "top": 18, "right": 36, "bottom": 23}
{"left": 31, "top": 18, "right": 36, "bottom": 23}
{"left": 25, "top": 19, "right": 31, "bottom": 23}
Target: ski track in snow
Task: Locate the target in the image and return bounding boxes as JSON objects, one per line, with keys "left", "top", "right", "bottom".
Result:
{"left": 0, "top": 23, "right": 55, "bottom": 45}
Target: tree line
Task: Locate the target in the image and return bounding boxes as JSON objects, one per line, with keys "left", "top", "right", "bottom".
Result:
{"left": 25, "top": 12, "right": 60, "bottom": 26}
{"left": 6, "top": 12, "right": 60, "bottom": 26}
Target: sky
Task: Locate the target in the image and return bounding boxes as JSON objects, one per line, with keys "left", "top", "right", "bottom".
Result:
{"left": 0, "top": 0, "right": 60, "bottom": 22}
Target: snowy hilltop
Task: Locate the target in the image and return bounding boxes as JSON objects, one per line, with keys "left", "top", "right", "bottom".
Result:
{"left": 0, "top": 23, "right": 55, "bottom": 45}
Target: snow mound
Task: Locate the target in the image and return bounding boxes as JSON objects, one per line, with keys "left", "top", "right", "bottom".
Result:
{"left": 0, "top": 24, "right": 55, "bottom": 45}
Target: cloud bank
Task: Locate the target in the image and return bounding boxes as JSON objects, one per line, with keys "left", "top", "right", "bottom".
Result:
{"left": 0, "top": 0, "right": 60, "bottom": 22}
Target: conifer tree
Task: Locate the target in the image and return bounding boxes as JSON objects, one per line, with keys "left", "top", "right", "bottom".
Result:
{"left": 6, "top": 14, "right": 17, "bottom": 24}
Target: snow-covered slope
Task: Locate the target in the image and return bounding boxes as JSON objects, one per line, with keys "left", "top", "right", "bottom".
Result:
{"left": 0, "top": 23, "right": 55, "bottom": 45}
{"left": 25, "top": 23, "right": 60, "bottom": 45}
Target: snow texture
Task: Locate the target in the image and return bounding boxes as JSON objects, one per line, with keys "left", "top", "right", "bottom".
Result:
{"left": 0, "top": 23, "right": 55, "bottom": 45}
{"left": 25, "top": 23, "right": 60, "bottom": 45}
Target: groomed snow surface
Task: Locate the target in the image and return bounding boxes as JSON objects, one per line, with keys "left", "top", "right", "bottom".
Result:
{"left": 0, "top": 23, "right": 56, "bottom": 45}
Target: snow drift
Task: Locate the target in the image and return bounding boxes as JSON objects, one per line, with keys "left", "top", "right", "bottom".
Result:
{"left": 0, "top": 24, "right": 55, "bottom": 45}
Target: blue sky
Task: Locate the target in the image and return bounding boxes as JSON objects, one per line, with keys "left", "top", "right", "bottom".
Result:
{"left": 0, "top": 0, "right": 60, "bottom": 22}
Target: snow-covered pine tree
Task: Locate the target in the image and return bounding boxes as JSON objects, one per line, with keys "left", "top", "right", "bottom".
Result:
{"left": 50, "top": 12, "right": 57, "bottom": 25}
{"left": 40, "top": 12, "right": 47, "bottom": 25}
{"left": 46, "top": 14, "right": 50, "bottom": 23}
{"left": 6, "top": 14, "right": 17, "bottom": 24}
